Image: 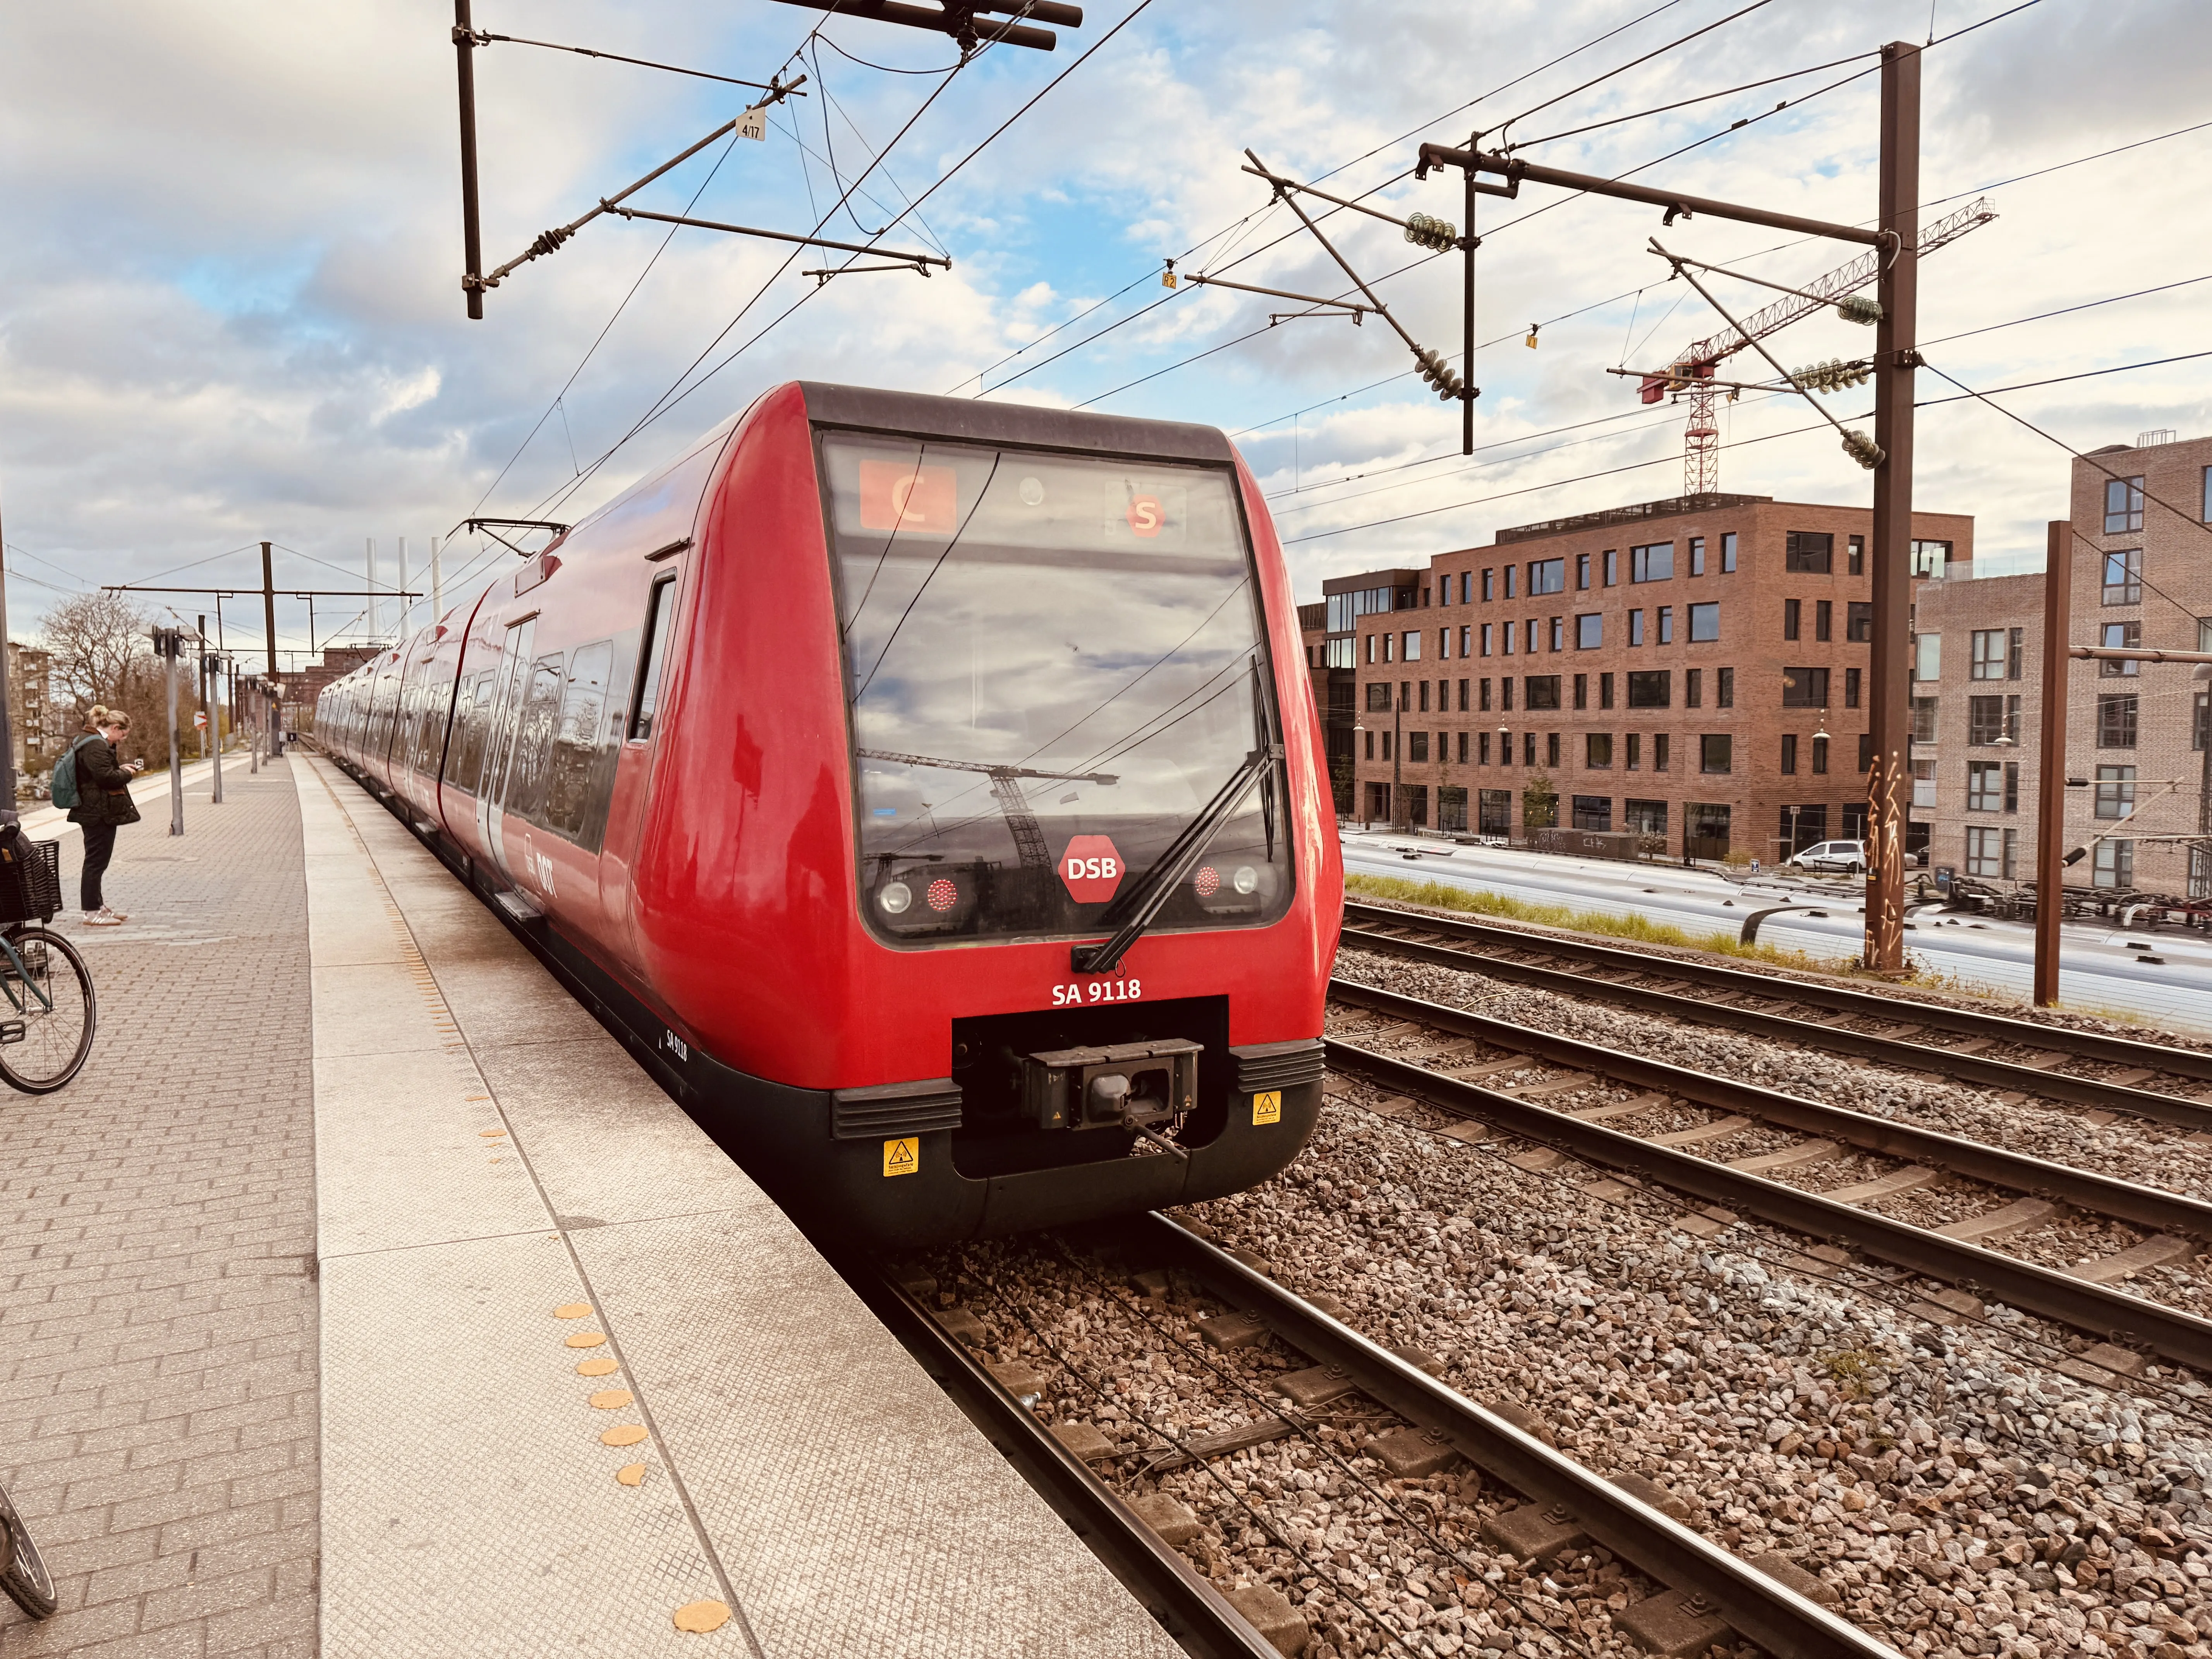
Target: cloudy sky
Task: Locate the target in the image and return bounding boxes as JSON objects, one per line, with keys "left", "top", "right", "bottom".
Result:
{"left": 2, "top": 0, "right": 2205, "bottom": 663}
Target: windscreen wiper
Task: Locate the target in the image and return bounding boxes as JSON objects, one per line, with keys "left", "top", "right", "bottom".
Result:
{"left": 1070, "top": 743, "right": 1281, "bottom": 975}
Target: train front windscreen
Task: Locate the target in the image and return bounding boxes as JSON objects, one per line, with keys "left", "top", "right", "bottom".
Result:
{"left": 819, "top": 433, "right": 1295, "bottom": 947}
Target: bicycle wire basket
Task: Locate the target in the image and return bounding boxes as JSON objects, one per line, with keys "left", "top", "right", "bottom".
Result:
{"left": 0, "top": 835, "right": 62, "bottom": 925}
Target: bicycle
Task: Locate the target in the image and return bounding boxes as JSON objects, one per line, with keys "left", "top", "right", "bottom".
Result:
{"left": 0, "top": 1481, "right": 55, "bottom": 1619}
{"left": 0, "top": 831, "right": 94, "bottom": 1095}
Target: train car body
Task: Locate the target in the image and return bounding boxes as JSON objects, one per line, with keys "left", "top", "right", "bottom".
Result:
{"left": 319, "top": 383, "right": 1341, "bottom": 1247}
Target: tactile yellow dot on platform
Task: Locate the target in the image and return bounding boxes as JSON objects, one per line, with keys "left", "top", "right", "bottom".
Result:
{"left": 553, "top": 1302, "right": 590, "bottom": 1319}
{"left": 601, "top": 1424, "right": 647, "bottom": 1447}
{"left": 564, "top": 1331, "right": 606, "bottom": 1348}
{"left": 673, "top": 1601, "right": 730, "bottom": 1633}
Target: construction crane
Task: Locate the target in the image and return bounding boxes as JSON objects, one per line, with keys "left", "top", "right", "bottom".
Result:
{"left": 855, "top": 749, "right": 1118, "bottom": 874}
{"left": 1633, "top": 198, "right": 1996, "bottom": 494}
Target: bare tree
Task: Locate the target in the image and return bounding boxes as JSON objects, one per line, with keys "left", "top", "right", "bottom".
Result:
{"left": 39, "top": 591, "right": 168, "bottom": 767}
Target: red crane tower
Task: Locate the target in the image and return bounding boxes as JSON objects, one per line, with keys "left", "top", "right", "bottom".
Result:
{"left": 1636, "top": 197, "right": 1995, "bottom": 494}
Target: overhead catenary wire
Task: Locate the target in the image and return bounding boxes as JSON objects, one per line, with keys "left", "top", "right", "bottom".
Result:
{"left": 1495, "top": 0, "right": 1786, "bottom": 145}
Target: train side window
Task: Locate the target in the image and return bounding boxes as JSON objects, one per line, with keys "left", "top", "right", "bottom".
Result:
{"left": 629, "top": 576, "right": 679, "bottom": 741}
{"left": 450, "top": 672, "right": 497, "bottom": 794}
{"left": 546, "top": 641, "right": 615, "bottom": 837}
{"left": 508, "top": 654, "right": 568, "bottom": 824}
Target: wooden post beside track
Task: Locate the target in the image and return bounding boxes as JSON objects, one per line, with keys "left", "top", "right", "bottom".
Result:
{"left": 2034, "top": 518, "right": 2072, "bottom": 1006}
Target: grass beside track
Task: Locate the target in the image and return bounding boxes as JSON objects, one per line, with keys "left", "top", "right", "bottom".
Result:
{"left": 1343, "top": 872, "right": 1850, "bottom": 972}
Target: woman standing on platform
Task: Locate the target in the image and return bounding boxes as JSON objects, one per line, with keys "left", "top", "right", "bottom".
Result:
{"left": 66, "top": 707, "right": 143, "bottom": 927}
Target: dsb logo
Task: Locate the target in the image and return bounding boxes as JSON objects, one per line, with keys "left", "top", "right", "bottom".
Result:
{"left": 1058, "top": 835, "right": 1125, "bottom": 903}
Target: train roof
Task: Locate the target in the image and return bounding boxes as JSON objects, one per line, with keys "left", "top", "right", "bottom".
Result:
{"left": 798, "top": 381, "right": 1237, "bottom": 467}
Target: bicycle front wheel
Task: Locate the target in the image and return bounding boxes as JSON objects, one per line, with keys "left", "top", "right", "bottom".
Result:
{"left": 0, "top": 926, "right": 95, "bottom": 1095}
{"left": 0, "top": 1483, "right": 56, "bottom": 1619}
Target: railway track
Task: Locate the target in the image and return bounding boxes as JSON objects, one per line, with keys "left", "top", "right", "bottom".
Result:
{"left": 1324, "top": 978, "right": 2212, "bottom": 1379}
{"left": 893, "top": 1214, "right": 1898, "bottom": 1659}
{"left": 1341, "top": 900, "right": 2212, "bottom": 1131}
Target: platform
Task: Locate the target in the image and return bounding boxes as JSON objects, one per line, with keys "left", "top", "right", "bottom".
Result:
{"left": 0, "top": 750, "right": 1180, "bottom": 1658}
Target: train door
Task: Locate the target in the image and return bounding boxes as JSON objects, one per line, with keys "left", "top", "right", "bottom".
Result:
{"left": 474, "top": 615, "right": 536, "bottom": 890}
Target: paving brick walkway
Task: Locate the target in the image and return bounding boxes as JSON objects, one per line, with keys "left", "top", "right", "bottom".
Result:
{"left": 0, "top": 758, "right": 317, "bottom": 1659}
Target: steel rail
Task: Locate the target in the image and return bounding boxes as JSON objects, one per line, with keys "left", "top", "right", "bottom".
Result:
{"left": 1326, "top": 978, "right": 2212, "bottom": 1241}
{"left": 1341, "top": 909, "right": 2212, "bottom": 1130}
{"left": 812, "top": 1259, "right": 1284, "bottom": 1658}
{"left": 1345, "top": 898, "right": 2212, "bottom": 1089}
{"left": 1131, "top": 1212, "right": 1903, "bottom": 1659}
{"left": 1322, "top": 993, "right": 2212, "bottom": 1374}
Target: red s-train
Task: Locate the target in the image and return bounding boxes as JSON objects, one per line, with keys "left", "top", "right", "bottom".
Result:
{"left": 318, "top": 383, "right": 1341, "bottom": 1246}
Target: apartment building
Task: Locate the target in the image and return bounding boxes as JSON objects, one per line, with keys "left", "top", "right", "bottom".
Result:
{"left": 6, "top": 641, "right": 55, "bottom": 783}
{"left": 1338, "top": 491, "right": 1974, "bottom": 860}
{"left": 1911, "top": 430, "right": 2212, "bottom": 896}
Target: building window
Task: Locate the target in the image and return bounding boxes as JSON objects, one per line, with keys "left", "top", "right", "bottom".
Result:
{"left": 2095, "top": 764, "right": 2136, "bottom": 820}
{"left": 1438, "top": 627, "right": 1450, "bottom": 660}
{"left": 2102, "top": 548, "right": 2142, "bottom": 605}
{"left": 1599, "top": 672, "right": 1615, "bottom": 709}
{"left": 1911, "top": 696, "right": 1938, "bottom": 742}
{"left": 1859, "top": 733, "right": 1874, "bottom": 773}
{"left": 1530, "top": 558, "right": 1566, "bottom": 596}
{"left": 1629, "top": 608, "right": 1644, "bottom": 646}
{"left": 1365, "top": 681, "right": 1392, "bottom": 712}
{"left": 2104, "top": 474, "right": 2145, "bottom": 534}
{"left": 1586, "top": 734, "right": 1613, "bottom": 769}
{"left": 1700, "top": 735, "right": 1731, "bottom": 774}
{"left": 1525, "top": 675, "right": 1561, "bottom": 710}
{"left": 1481, "top": 623, "right": 1494, "bottom": 656}
{"left": 1482, "top": 568, "right": 1495, "bottom": 601}
{"left": 1847, "top": 601, "right": 1872, "bottom": 643}
{"left": 1573, "top": 674, "right": 1588, "bottom": 711}
{"left": 1913, "top": 632, "right": 1940, "bottom": 680}
{"left": 1657, "top": 606, "right": 1674, "bottom": 644}
{"left": 1501, "top": 677, "right": 1514, "bottom": 710}
{"left": 1688, "top": 602, "right": 1719, "bottom": 642}
{"left": 1815, "top": 600, "right": 1832, "bottom": 642}
{"left": 1419, "top": 680, "right": 1431, "bottom": 713}
{"left": 1720, "top": 532, "right": 1737, "bottom": 573}
{"left": 2008, "top": 627, "right": 2023, "bottom": 678}
{"left": 1408, "top": 732, "right": 1429, "bottom": 763}
{"left": 1479, "top": 788, "right": 1512, "bottom": 833}
{"left": 1402, "top": 630, "right": 1421, "bottom": 661}
{"left": 1689, "top": 536, "right": 1705, "bottom": 576}
{"left": 1970, "top": 630, "right": 2007, "bottom": 679}
{"left": 1576, "top": 553, "right": 1591, "bottom": 589}
{"left": 1526, "top": 619, "right": 1541, "bottom": 653}
{"left": 1576, "top": 613, "right": 1602, "bottom": 649}
{"left": 1630, "top": 542, "right": 1674, "bottom": 582}
{"left": 1571, "top": 794, "right": 1613, "bottom": 830}
{"left": 1326, "top": 638, "right": 1355, "bottom": 668}
{"left": 1626, "top": 733, "right": 1641, "bottom": 770}
{"left": 1812, "top": 735, "right": 1828, "bottom": 775}
{"left": 1911, "top": 540, "right": 1952, "bottom": 578}
{"left": 1627, "top": 670, "right": 1670, "bottom": 708}
{"left": 1654, "top": 734, "right": 1670, "bottom": 771}
{"left": 1381, "top": 732, "right": 1393, "bottom": 761}
{"left": 2100, "top": 620, "right": 2141, "bottom": 675}
{"left": 1848, "top": 534, "right": 1864, "bottom": 576}
{"left": 1967, "top": 695, "right": 2008, "bottom": 745}
{"left": 2096, "top": 694, "right": 2138, "bottom": 748}
{"left": 2203, "top": 466, "right": 2212, "bottom": 524}
{"left": 1685, "top": 668, "right": 1702, "bottom": 708}
{"left": 1966, "top": 825, "right": 2006, "bottom": 878}
{"left": 1845, "top": 666, "right": 1861, "bottom": 708}
{"left": 1505, "top": 565, "right": 1518, "bottom": 599}
{"left": 2093, "top": 838, "right": 2135, "bottom": 890}
{"left": 1460, "top": 625, "right": 1472, "bottom": 656}
{"left": 1781, "top": 667, "right": 1829, "bottom": 708}
{"left": 1603, "top": 549, "right": 1619, "bottom": 586}
{"left": 1480, "top": 677, "right": 1492, "bottom": 711}
{"left": 1716, "top": 667, "right": 1734, "bottom": 708}
{"left": 1479, "top": 732, "right": 1491, "bottom": 765}
{"left": 1967, "top": 760, "right": 2002, "bottom": 811}
{"left": 1549, "top": 617, "right": 1564, "bottom": 652}
{"left": 1364, "top": 730, "right": 1374, "bottom": 760}
{"left": 1913, "top": 758, "right": 1936, "bottom": 808}
{"left": 1781, "top": 733, "right": 1797, "bottom": 775}
{"left": 1546, "top": 732, "right": 1560, "bottom": 767}
{"left": 1783, "top": 598, "right": 1800, "bottom": 641}
{"left": 1457, "top": 730, "right": 1469, "bottom": 763}
{"left": 1458, "top": 678, "right": 1470, "bottom": 711}
{"left": 2004, "top": 761, "right": 2019, "bottom": 812}
{"left": 1785, "top": 531, "right": 1833, "bottom": 574}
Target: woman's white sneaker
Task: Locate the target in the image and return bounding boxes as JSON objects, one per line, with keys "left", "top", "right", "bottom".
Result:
{"left": 84, "top": 908, "right": 125, "bottom": 927}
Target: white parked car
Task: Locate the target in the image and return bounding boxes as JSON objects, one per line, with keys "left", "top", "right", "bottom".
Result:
{"left": 1786, "top": 839, "right": 1867, "bottom": 874}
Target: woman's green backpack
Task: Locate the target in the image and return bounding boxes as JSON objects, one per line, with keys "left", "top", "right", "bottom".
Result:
{"left": 49, "top": 735, "right": 97, "bottom": 811}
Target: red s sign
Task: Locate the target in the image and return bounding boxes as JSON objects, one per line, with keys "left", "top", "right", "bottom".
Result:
{"left": 1125, "top": 495, "right": 1163, "bottom": 538}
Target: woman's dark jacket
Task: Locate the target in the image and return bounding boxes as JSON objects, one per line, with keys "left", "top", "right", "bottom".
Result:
{"left": 67, "top": 738, "right": 141, "bottom": 828}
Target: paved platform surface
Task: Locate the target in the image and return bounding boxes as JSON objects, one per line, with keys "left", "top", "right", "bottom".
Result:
{"left": 0, "top": 756, "right": 318, "bottom": 1659}
{"left": 297, "top": 754, "right": 1176, "bottom": 1658}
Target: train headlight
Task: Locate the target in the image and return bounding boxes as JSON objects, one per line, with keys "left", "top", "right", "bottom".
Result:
{"left": 879, "top": 881, "right": 913, "bottom": 915}
{"left": 1232, "top": 866, "right": 1259, "bottom": 895}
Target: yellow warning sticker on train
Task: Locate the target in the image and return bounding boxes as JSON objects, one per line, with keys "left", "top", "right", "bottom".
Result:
{"left": 884, "top": 1137, "right": 919, "bottom": 1176}
{"left": 1252, "top": 1091, "right": 1282, "bottom": 1125}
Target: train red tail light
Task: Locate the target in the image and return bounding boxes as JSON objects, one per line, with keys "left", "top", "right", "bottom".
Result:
{"left": 926, "top": 877, "right": 959, "bottom": 914}
{"left": 1194, "top": 866, "right": 1221, "bottom": 897}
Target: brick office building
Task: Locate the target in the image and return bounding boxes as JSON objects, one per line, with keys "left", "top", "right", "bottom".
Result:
{"left": 1338, "top": 492, "right": 1973, "bottom": 860}
{"left": 1910, "top": 430, "right": 2212, "bottom": 896}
